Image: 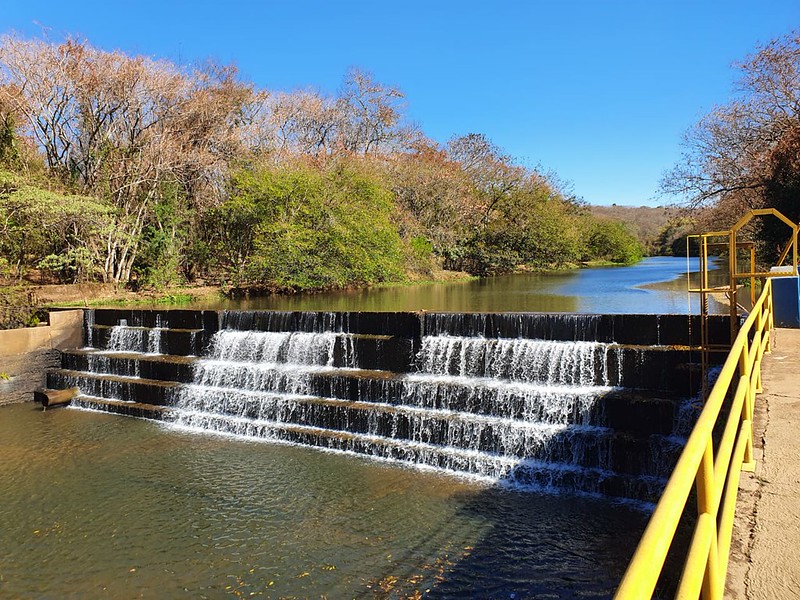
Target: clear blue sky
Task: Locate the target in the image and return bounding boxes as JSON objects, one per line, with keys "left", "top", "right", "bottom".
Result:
{"left": 3, "top": 0, "right": 799, "bottom": 206}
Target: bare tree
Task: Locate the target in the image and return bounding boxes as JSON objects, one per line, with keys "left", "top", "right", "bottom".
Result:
{"left": 268, "top": 90, "right": 340, "bottom": 157}
{"left": 337, "top": 68, "right": 415, "bottom": 155}
{"left": 661, "top": 30, "right": 800, "bottom": 213}
{"left": 0, "top": 34, "right": 254, "bottom": 283}
{"left": 446, "top": 133, "right": 527, "bottom": 229}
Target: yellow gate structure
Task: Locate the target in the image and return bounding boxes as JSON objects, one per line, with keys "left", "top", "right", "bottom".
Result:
{"left": 614, "top": 209, "right": 798, "bottom": 600}
{"left": 689, "top": 208, "right": 798, "bottom": 393}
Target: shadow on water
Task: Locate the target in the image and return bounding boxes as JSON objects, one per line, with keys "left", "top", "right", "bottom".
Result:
{"left": 410, "top": 483, "right": 696, "bottom": 600}
{"left": 420, "top": 487, "right": 650, "bottom": 599}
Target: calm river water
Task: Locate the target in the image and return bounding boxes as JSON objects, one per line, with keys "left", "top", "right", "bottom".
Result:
{"left": 0, "top": 403, "right": 652, "bottom": 599}
{"left": 198, "top": 256, "right": 726, "bottom": 314}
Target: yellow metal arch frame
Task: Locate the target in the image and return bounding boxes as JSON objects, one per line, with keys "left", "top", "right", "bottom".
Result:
{"left": 686, "top": 208, "right": 797, "bottom": 394}
{"left": 688, "top": 208, "right": 799, "bottom": 307}
{"left": 730, "top": 208, "right": 799, "bottom": 280}
{"left": 614, "top": 280, "right": 774, "bottom": 599}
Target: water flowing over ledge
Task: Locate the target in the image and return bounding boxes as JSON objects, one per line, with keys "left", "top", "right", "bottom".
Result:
{"left": 49, "top": 309, "right": 728, "bottom": 504}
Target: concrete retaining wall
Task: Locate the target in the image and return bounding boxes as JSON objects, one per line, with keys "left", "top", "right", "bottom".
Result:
{"left": 0, "top": 309, "right": 84, "bottom": 405}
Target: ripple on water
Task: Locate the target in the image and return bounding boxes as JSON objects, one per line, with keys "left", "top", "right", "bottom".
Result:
{"left": 0, "top": 403, "right": 653, "bottom": 598}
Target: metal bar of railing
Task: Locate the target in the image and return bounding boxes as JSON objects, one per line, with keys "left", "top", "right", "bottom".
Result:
{"left": 614, "top": 279, "right": 773, "bottom": 599}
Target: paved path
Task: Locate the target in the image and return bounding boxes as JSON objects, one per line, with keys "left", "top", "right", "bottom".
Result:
{"left": 726, "top": 328, "right": 800, "bottom": 600}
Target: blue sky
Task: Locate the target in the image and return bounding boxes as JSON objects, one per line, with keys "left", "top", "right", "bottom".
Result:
{"left": 3, "top": 1, "right": 799, "bottom": 206}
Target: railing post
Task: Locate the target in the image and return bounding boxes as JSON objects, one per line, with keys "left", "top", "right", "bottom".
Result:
{"left": 696, "top": 439, "right": 721, "bottom": 600}
{"left": 755, "top": 306, "right": 765, "bottom": 394}
{"left": 696, "top": 439, "right": 715, "bottom": 514}
{"left": 704, "top": 528, "right": 722, "bottom": 600}
{"left": 764, "top": 279, "right": 775, "bottom": 331}
{"left": 739, "top": 340, "right": 756, "bottom": 471}
{"left": 766, "top": 282, "right": 773, "bottom": 353}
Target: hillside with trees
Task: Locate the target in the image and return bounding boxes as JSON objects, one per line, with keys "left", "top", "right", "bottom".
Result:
{"left": 588, "top": 204, "right": 700, "bottom": 256}
{"left": 0, "top": 34, "right": 643, "bottom": 298}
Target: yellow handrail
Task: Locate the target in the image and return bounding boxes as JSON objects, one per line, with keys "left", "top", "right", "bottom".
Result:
{"left": 615, "top": 278, "right": 773, "bottom": 600}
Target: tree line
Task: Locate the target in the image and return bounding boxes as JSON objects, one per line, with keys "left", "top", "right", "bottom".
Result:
{"left": 0, "top": 33, "right": 643, "bottom": 293}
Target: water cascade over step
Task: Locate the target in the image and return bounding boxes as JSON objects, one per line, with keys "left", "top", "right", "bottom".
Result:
{"left": 49, "top": 309, "right": 731, "bottom": 504}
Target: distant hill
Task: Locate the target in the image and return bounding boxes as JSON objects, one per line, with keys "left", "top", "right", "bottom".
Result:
{"left": 588, "top": 205, "right": 687, "bottom": 255}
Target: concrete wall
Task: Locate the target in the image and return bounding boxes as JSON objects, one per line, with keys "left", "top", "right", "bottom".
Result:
{"left": 0, "top": 309, "right": 84, "bottom": 405}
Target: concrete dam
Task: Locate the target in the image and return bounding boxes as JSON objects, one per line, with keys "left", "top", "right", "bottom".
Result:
{"left": 48, "top": 309, "right": 731, "bottom": 504}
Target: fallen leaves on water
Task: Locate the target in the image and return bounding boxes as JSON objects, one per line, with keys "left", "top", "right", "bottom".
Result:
{"left": 378, "top": 575, "right": 399, "bottom": 592}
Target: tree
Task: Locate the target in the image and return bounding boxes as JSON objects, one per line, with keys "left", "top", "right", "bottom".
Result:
{"left": 661, "top": 30, "right": 800, "bottom": 261}
{"left": 268, "top": 90, "right": 340, "bottom": 157}
{"left": 203, "top": 159, "right": 406, "bottom": 290}
{"left": 337, "top": 68, "right": 416, "bottom": 155}
{"left": 388, "top": 139, "right": 476, "bottom": 254}
{"left": 0, "top": 170, "right": 111, "bottom": 280}
{"left": 584, "top": 219, "right": 643, "bottom": 264}
{"left": 263, "top": 69, "right": 417, "bottom": 160}
{"left": 0, "top": 34, "right": 255, "bottom": 284}
{"left": 441, "top": 134, "right": 586, "bottom": 274}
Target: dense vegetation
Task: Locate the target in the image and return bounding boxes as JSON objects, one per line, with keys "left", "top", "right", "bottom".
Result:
{"left": 588, "top": 205, "right": 698, "bottom": 257}
{"left": 0, "top": 34, "right": 643, "bottom": 294}
{"left": 662, "top": 30, "right": 800, "bottom": 265}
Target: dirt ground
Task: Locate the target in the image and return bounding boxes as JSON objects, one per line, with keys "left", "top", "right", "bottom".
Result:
{"left": 25, "top": 283, "right": 223, "bottom": 307}
{"left": 725, "top": 328, "right": 800, "bottom": 599}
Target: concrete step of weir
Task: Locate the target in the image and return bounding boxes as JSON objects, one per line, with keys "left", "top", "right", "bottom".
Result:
{"left": 53, "top": 355, "right": 698, "bottom": 434}
{"left": 170, "top": 389, "right": 687, "bottom": 479}
{"left": 91, "top": 324, "right": 207, "bottom": 356}
{"left": 50, "top": 362, "right": 691, "bottom": 435}
{"left": 86, "top": 308, "right": 736, "bottom": 347}
{"left": 87, "top": 328, "right": 417, "bottom": 372}
{"left": 70, "top": 394, "right": 668, "bottom": 504}
{"left": 52, "top": 369, "right": 687, "bottom": 478}
{"left": 59, "top": 344, "right": 713, "bottom": 396}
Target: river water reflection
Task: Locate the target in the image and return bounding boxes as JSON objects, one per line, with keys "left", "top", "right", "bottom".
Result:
{"left": 200, "top": 256, "right": 726, "bottom": 314}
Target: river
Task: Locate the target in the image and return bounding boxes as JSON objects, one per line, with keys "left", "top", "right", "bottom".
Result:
{"left": 0, "top": 256, "right": 708, "bottom": 598}
{"left": 0, "top": 403, "right": 652, "bottom": 598}
{"left": 190, "top": 256, "right": 726, "bottom": 314}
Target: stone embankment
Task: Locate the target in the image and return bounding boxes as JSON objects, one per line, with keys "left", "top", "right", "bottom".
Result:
{"left": 0, "top": 309, "right": 83, "bottom": 405}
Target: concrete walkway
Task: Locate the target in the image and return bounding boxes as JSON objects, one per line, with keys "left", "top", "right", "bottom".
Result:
{"left": 726, "top": 328, "right": 800, "bottom": 599}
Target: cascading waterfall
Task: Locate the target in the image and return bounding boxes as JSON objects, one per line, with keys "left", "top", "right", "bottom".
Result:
{"left": 53, "top": 309, "right": 702, "bottom": 503}
{"left": 108, "top": 318, "right": 164, "bottom": 355}
{"left": 415, "top": 336, "right": 620, "bottom": 386}
{"left": 172, "top": 329, "right": 358, "bottom": 431}
{"left": 167, "top": 328, "right": 672, "bottom": 494}
{"left": 207, "top": 330, "right": 354, "bottom": 366}
{"left": 84, "top": 308, "right": 95, "bottom": 348}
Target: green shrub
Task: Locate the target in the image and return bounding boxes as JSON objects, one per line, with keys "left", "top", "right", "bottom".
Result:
{"left": 219, "top": 161, "right": 406, "bottom": 290}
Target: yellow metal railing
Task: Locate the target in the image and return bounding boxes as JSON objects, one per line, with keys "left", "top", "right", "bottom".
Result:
{"left": 615, "top": 278, "right": 774, "bottom": 600}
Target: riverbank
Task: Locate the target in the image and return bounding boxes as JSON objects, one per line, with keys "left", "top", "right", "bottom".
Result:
{"left": 1, "top": 256, "right": 714, "bottom": 316}
{"left": 4, "top": 253, "right": 656, "bottom": 312}
{"left": 0, "top": 268, "right": 477, "bottom": 312}
{"left": 10, "top": 262, "right": 636, "bottom": 311}
{"left": 32, "top": 283, "right": 224, "bottom": 307}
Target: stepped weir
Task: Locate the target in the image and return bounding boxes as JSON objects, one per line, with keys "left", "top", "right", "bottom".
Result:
{"left": 49, "top": 309, "right": 731, "bottom": 504}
